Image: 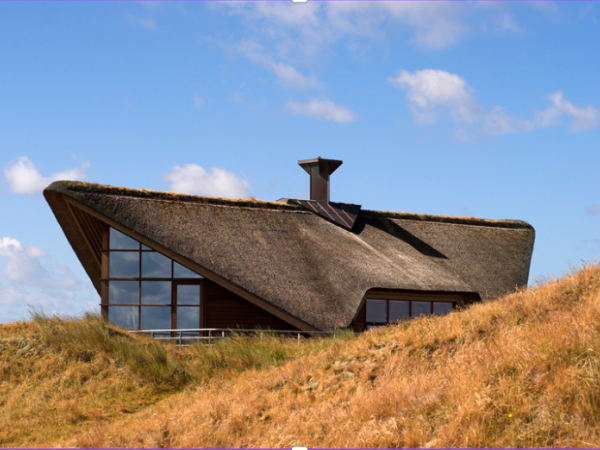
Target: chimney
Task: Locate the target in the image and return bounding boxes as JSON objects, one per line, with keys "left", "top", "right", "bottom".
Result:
{"left": 298, "top": 157, "right": 343, "bottom": 204}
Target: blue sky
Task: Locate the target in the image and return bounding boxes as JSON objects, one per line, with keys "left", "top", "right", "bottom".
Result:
{"left": 1, "top": 1, "right": 599, "bottom": 323}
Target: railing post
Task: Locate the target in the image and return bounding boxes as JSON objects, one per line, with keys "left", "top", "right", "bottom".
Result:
{"left": 209, "top": 330, "right": 212, "bottom": 346}
{"left": 178, "top": 331, "right": 182, "bottom": 348}
{"left": 297, "top": 332, "right": 300, "bottom": 346}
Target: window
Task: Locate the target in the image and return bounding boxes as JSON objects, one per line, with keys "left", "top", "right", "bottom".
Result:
{"left": 103, "top": 227, "right": 204, "bottom": 332}
{"left": 365, "top": 297, "right": 454, "bottom": 329}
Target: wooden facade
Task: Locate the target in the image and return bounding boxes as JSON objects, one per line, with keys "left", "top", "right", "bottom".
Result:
{"left": 205, "top": 281, "right": 297, "bottom": 330}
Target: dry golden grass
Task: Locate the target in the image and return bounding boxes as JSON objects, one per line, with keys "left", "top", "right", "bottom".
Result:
{"left": 0, "top": 313, "right": 345, "bottom": 447}
{"left": 4, "top": 263, "right": 600, "bottom": 448}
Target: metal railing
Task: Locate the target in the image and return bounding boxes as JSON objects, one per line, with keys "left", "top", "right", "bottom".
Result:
{"left": 128, "top": 328, "right": 336, "bottom": 347}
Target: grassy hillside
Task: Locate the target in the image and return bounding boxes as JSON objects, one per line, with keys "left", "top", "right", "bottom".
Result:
{"left": 3, "top": 263, "right": 600, "bottom": 448}
{"left": 0, "top": 313, "right": 346, "bottom": 447}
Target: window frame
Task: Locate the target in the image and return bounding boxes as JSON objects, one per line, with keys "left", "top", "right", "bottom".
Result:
{"left": 100, "top": 224, "right": 205, "bottom": 331}
{"left": 363, "top": 292, "right": 459, "bottom": 330}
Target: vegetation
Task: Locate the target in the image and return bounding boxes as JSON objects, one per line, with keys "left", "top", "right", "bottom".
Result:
{"left": 2, "top": 263, "right": 600, "bottom": 447}
{"left": 0, "top": 312, "right": 348, "bottom": 447}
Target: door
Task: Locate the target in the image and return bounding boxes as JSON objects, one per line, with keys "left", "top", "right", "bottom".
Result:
{"left": 173, "top": 281, "right": 203, "bottom": 335}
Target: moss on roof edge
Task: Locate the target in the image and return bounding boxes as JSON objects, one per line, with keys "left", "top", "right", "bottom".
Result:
{"left": 45, "top": 180, "right": 301, "bottom": 211}
{"left": 45, "top": 180, "right": 534, "bottom": 230}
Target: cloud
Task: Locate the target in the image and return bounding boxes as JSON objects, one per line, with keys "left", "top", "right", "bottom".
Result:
{"left": 0, "top": 237, "right": 96, "bottom": 322}
{"left": 390, "top": 69, "right": 597, "bottom": 137}
{"left": 3, "top": 156, "right": 89, "bottom": 196}
{"left": 587, "top": 205, "right": 600, "bottom": 216}
{"left": 528, "top": 91, "right": 599, "bottom": 131}
{"left": 271, "top": 62, "right": 321, "bottom": 90}
{"left": 0, "top": 237, "right": 78, "bottom": 289}
{"left": 361, "top": 2, "right": 469, "bottom": 49}
{"left": 213, "top": 1, "right": 534, "bottom": 57}
{"left": 287, "top": 98, "right": 356, "bottom": 123}
{"left": 163, "top": 164, "right": 251, "bottom": 198}
{"left": 389, "top": 69, "right": 481, "bottom": 124}
{"left": 482, "top": 107, "right": 516, "bottom": 135}
{"left": 237, "top": 40, "right": 321, "bottom": 90}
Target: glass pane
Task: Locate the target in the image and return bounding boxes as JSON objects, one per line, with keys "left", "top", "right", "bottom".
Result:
{"left": 140, "top": 307, "right": 171, "bottom": 330}
{"left": 141, "top": 244, "right": 152, "bottom": 250}
{"left": 109, "top": 252, "right": 139, "bottom": 278}
{"left": 174, "top": 262, "right": 203, "bottom": 278}
{"left": 433, "top": 302, "right": 453, "bottom": 316}
{"left": 108, "top": 281, "right": 139, "bottom": 304}
{"left": 109, "top": 228, "right": 139, "bottom": 250}
{"left": 141, "top": 281, "right": 172, "bottom": 305}
{"left": 177, "top": 307, "right": 200, "bottom": 329}
{"left": 177, "top": 285, "right": 200, "bottom": 305}
{"left": 366, "top": 299, "right": 387, "bottom": 323}
{"left": 142, "top": 252, "right": 172, "bottom": 278}
{"left": 411, "top": 301, "right": 432, "bottom": 318}
{"left": 109, "top": 306, "right": 138, "bottom": 329}
{"left": 389, "top": 301, "right": 410, "bottom": 322}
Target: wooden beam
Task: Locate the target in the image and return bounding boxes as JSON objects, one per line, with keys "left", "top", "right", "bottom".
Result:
{"left": 65, "top": 201, "right": 101, "bottom": 267}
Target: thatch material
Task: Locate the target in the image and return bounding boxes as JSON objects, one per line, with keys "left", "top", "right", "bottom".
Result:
{"left": 44, "top": 181, "right": 535, "bottom": 331}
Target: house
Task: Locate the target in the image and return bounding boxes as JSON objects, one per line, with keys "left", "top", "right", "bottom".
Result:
{"left": 43, "top": 157, "right": 535, "bottom": 333}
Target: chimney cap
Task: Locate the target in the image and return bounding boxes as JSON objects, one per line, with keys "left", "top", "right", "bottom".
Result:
{"left": 298, "top": 157, "right": 343, "bottom": 176}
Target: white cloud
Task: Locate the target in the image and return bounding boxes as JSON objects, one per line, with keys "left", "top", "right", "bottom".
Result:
{"left": 389, "top": 69, "right": 481, "bottom": 124}
{"left": 390, "top": 69, "right": 598, "bottom": 137}
{"left": 287, "top": 98, "right": 356, "bottom": 123}
{"left": 587, "top": 204, "right": 600, "bottom": 216}
{"left": 482, "top": 107, "right": 516, "bottom": 135}
{"left": 529, "top": 91, "right": 599, "bottom": 131}
{"left": 214, "top": 1, "right": 532, "bottom": 57}
{"left": 271, "top": 62, "right": 321, "bottom": 90}
{"left": 3, "top": 156, "right": 89, "bottom": 196}
{"left": 0, "top": 237, "right": 96, "bottom": 322}
{"left": 163, "top": 164, "right": 251, "bottom": 198}
{"left": 237, "top": 40, "right": 321, "bottom": 90}
{"left": 365, "top": 2, "right": 469, "bottom": 49}
{"left": 0, "top": 237, "right": 78, "bottom": 289}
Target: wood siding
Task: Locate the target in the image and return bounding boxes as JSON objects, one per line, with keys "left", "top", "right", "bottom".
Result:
{"left": 205, "top": 281, "right": 298, "bottom": 331}
{"left": 69, "top": 202, "right": 103, "bottom": 265}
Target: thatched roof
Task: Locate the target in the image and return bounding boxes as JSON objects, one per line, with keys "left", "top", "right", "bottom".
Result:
{"left": 44, "top": 181, "right": 535, "bottom": 331}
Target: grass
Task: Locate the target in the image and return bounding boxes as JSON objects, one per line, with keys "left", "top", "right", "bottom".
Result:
{"left": 0, "top": 312, "right": 349, "bottom": 447}
{"left": 3, "top": 263, "right": 600, "bottom": 447}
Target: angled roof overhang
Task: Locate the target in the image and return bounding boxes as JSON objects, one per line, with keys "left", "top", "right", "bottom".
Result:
{"left": 44, "top": 182, "right": 320, "bottom": 331}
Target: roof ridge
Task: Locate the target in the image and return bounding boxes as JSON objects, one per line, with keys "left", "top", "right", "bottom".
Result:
{"left": 361, "top": 209, "right": 534, "bottom": 230}
{"left": 45, "top": 180, "right": 301, "bottom": 211}
{"left": 45, "top": 180, "right": 534, "bottom": 229}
